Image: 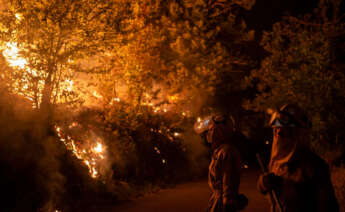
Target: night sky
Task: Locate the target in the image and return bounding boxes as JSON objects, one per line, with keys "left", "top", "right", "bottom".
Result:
{"left": 245, "top": 0, "right": 319, "bottom": 32}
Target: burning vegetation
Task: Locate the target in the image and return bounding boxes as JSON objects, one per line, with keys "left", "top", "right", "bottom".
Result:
{"left": 0, "top": 0, "right": 344, "bottom": 211}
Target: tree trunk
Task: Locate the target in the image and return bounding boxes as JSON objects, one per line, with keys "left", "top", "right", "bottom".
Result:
{"left": 40, "top": 69, "right": 54, "bottom": 125}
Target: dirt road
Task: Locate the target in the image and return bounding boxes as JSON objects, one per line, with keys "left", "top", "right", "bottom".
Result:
{"left": 99, "top": 169, "right": 270, "bottom": 212}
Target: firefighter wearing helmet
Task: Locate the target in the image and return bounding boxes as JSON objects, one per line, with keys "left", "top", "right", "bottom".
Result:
{"left": 196, "top": 115, "right": 248, "bottom": 212}
{"left": 257, "top": 104, "right": 339, "bottom": 212}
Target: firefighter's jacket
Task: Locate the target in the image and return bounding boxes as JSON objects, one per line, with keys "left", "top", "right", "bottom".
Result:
{"left": 258, "top": 127, "right": 339, "bottom": 212}
{"left": 208, "top": 143, "right": 241, "bottom": 212}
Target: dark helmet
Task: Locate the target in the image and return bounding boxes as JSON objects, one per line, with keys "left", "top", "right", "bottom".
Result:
{"left": 269, "top": 104, "right": 310, "bottom": 128}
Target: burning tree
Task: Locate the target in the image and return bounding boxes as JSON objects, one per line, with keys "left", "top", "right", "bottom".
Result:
{"left": 0, "top": 0, "right": 123, "bottom": 111}
{"left": 0, "top": 0, "right": 258, "bottom": 211}
{"left": 0, "top": 0, "right": 132, "bottom": 181}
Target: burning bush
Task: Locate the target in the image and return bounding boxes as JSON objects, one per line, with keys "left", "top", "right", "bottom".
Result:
{"left": 76, "top": 103, "right": 209, "bottom": 186}
{"left": 0, "top": 91, "right": 122, "bottom": 212}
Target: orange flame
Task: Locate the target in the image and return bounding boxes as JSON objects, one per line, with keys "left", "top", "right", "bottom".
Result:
{"left": 54, "top": 124, "right": 106, "bottom": 179}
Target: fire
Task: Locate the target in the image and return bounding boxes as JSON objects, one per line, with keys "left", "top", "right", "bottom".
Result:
{"left": 168, "top": 95, "right": 178, "bottom": 102}
{"left": 15, "top": 13, "right": 22, "bottom": 21}
{"left": 66, "top": 79, "right": 74, "bottom": 92}
{"left": 3, "top": 42, "right": 27, "bottom": 69}
{"left": 68, "top": 122, "right": 78, "bottom": 129}
{"left": 54, "top": 124, "right": 107, "bottom": 179}
{"left": 93, "top": 143, "right": 103, "bottom": 153}
{"left": 109, "top": 97, "right": 120, "bottom": 105}
{"left": 92, "top": 91, "right": 103, "bottom": 99}
{"left": 2, "top": 41, "right": 77, "bottom": 107}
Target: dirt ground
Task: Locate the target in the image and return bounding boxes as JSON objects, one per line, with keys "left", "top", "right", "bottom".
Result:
{"left": 98, "top": 169, "right": 270, "bottom": 212}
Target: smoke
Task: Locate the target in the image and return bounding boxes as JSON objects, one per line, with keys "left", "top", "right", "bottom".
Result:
{"left": 0, "top": 90, "right": 65, "bottom": 211}
{"left": 181, "top": 123, "right": 209, "bottom": 177}
{"left": 0, "top": 90, "right": 121, "bottom": 212}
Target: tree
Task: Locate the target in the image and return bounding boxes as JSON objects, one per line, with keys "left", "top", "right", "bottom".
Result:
{"left": 244, "top": 0, "right": 345, "bottom": 153}
{"left": 97, "top": 0, "right": 256, "bottom": 114}
{"left": 91, "top": 0, "right": 257, "bottom": 184}
{"left": 0, "top": 0, "right": 124, "bottom": 111}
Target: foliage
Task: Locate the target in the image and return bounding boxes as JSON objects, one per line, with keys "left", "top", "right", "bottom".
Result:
{"left": 243, "top": 1, "right": 345, "bottom": 153}
{"left": 97, "top": 0, "right": 256, "bottom": 112}
{"left": 0, "top": 0, "right": 263, "bottom": 211}
{"left": 94, "top": 0, "right": 257, "bottom": 185}
{"left": 101, "top": 100, "right": 199, "bottom": 184}
{"left": 0, "top": 0, "right": 123, "bottom": 109}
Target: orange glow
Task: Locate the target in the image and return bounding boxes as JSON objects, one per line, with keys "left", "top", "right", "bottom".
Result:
{"left": 92, "top": 90, "right": 103, "bottom": 99}
{"left": 168, "top": 95, "right": 179, "bottom": 103}
{"left": 66, "top": 79, "right": 74, "bottom": 92}
{"left": 3, "top": 42, "right": 27, "bottom": 69}
{"left": 2, "top": 42, "right": 78, "bottom": 108}
{"left": 15, "top": 13, "right": 22, "bottom": 21}
{"left": 93, "top": 143, "right": 103, "bottom": 153}
{"left": 54, "top": 124, "right": 106, "bottom": 179}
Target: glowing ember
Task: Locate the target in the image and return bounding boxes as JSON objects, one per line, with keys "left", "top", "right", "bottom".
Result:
{"left": 69, "top": 122, "right": 78, "bottom": 128}
{"left": 109, "top": 97, "right": 121, "bottom": 105}
{"left": 154, "top": 146, "right": 161, "bottom": 154}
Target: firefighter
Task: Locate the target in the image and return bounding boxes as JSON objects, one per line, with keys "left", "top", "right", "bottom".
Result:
{"left": 206, "top": 115, "right": 248, "bottom": 212}
{"left": 257, "top": 104, "right": 339, "bottom": 212}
